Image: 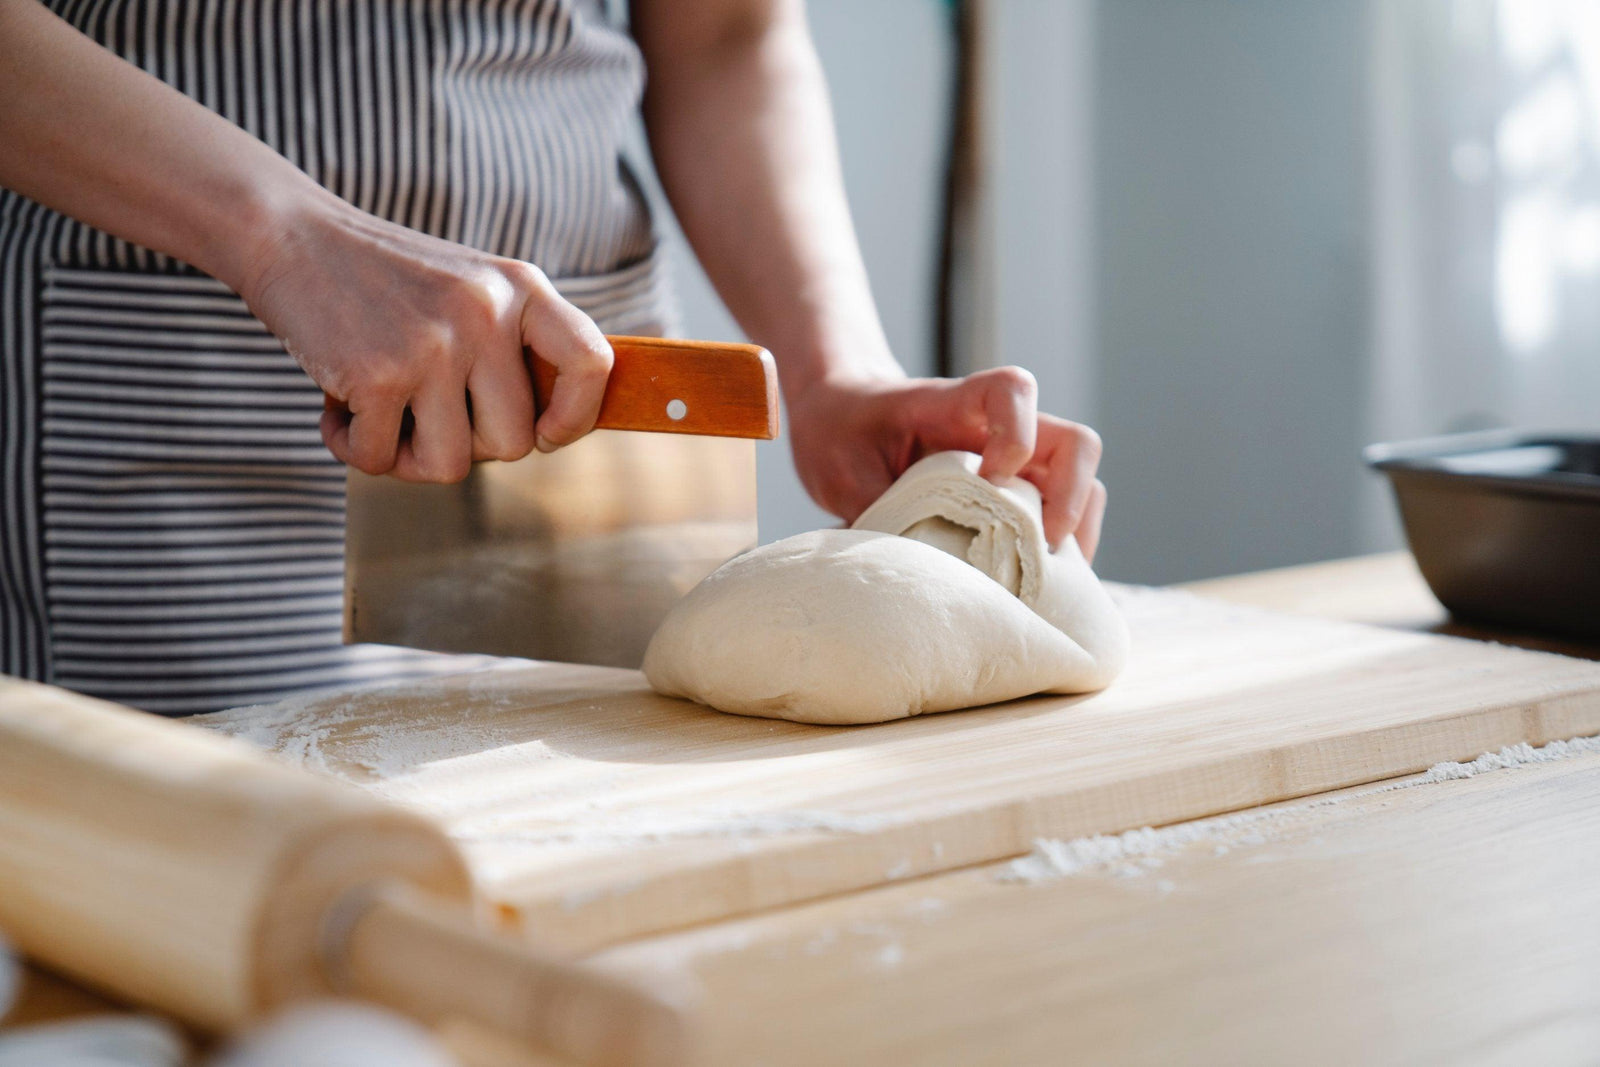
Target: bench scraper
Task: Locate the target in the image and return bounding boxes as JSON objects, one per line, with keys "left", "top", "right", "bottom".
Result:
{"left": 343, "top": 336, "right": 779, "bottom": 668}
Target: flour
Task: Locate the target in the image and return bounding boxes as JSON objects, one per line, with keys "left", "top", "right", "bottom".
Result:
{"left": 803, "top": 929, "right": 840, "bottom": 956}
{"left": 206, "top": 682, "right": 907, "bottom": 865}
{"left": 455, "top": 806, "right": 904, "bottom": 848}
{"left": 208, "top": 696, "right": 521, "bottom": 782}
{"left": 1000, "top": 732, "right": 1600, "bottom": 885}
{"left": 199, "top": 662, "right": 552, "bottom": 782}
{"left": 773, "top": 902, "right": 947, "bottom": 970}
{"left": 204, "top": 699, "right": 361, "bottom": 776}
{"left": 1400, "top": 734, "right": 1600, "bottom": 784}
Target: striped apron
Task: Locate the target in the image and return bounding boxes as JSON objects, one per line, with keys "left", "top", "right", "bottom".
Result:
{"left": 0, "top": 0, "right": 672, "bottom": 714}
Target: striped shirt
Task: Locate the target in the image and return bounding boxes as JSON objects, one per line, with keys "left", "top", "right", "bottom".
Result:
{"left": 1, "top": 0, "right": 672, "bottom": 713}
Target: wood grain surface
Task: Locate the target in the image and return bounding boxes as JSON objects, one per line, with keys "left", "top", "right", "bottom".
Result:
{"left": 588, "top": 747, "right": 1600, "bottom": 1067}
{"left": 1185, "top": 551, "right": 1600, "bottom": 660}
{"left": 200, "top": 584, "right": 1600, "bottom": 951}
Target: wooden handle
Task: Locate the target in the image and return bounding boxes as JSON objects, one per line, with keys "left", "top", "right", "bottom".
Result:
{"left": 325, "top": 337, "right": 779, "bottom": 441}
{"left": 334, "top": 883, "right": 696, "bottom": 1067}
{"left": 0, "top": 678, "right": 469, "bottom": 1030}
{"left": 0, "top": 676, "right": 691, "bottom": 1065}
{"left": 534, "top": 336, "right": 780, "bottom": 440}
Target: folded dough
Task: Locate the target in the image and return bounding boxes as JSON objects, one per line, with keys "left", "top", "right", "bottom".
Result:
{"left": 852, "top": 450, "right": 1129, "bottom": 690}
{"left": 642, "top": 451, "right": 1129, "bottom": 725}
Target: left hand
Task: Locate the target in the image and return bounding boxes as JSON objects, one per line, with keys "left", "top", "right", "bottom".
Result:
{"left": 787, "top": 367, "right": 1107, "bottom": 560}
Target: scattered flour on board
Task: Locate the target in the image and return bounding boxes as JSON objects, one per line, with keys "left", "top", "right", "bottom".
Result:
{"left": 202, "top": 699, "right": 360, "bottom": 776}
{"left": 201, "top": 670, "right": 898, "bottom": 850}
{"left": 1402, "top": 734, "right": 1600, "bottom": 783}
{"left": 874, "top": 942, "right": 905, "bottom": 969}
{"left": 200, "top": 664, "right": 537, "bottom": 781}
{"left": 803, "top": 928, "right": 841, "bottom": 956}
{"left": 454, "top": 806, "right": 903, "bottom": 848}
{"left": 1000, "top": 732, "right": 1600, "bottom": 885}
{"left": 206, "top": 695, "right": 531, "bottom": 783}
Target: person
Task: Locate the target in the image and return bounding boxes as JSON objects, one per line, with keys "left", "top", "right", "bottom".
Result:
{"left": 0, "top": 0, "right": 1106, "bottom": 714}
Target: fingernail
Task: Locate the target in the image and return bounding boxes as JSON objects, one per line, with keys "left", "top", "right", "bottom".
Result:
{"left": 536, "top": 435, "right": 558, "bottom": 454}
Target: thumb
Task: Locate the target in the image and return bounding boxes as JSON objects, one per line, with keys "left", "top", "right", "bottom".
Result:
{"left": 522, "top": 287, "right": 613, "bottom": 450}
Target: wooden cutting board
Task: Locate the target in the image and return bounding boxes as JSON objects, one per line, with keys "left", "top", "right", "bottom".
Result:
{"left": 198, "top": 586, "right": 1600, "bottom": 950}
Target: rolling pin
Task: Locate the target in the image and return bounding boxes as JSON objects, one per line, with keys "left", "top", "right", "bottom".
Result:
{"left": 326, "top": 335, "right": 782, "bottom": 441}
{"left": 0, "top": 677, "right": 694, "bottom": 1067}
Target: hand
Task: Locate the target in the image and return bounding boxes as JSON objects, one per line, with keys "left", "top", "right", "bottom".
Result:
{"left": 787, "top": 368, "right": 1107, "bottom": 560}
{"left": 237, "top": 195, "right": 613, "bottom": 482}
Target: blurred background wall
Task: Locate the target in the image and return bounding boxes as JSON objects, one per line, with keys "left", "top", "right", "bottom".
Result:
{"left": 651, "top": 0, "right": 1600, "bottom": 584}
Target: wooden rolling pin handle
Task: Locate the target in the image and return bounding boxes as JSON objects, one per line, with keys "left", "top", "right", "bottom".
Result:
{"left": 324, "top": 882, "right": 697, "bottom": 1067}
{"left": 534, "top": 336, "right": 781, "bottom": 440}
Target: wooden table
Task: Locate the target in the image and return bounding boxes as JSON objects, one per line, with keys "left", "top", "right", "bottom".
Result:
{"left": 8, "top": 553, "right": 1599, "bottom": 1066}
{"left": 581, "top": 554, "right": 1600, "bottom": 1065}
{"left": 1183, "top": 552, "right": 1600, "bottom": 659}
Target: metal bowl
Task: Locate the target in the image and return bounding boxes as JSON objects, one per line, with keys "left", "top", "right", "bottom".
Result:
{"left": 1365, "top": 431, "right": 1600, "bottom": 640}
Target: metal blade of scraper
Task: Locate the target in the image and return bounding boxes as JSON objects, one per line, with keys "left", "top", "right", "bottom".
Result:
{"left": 343, "top": 337, "right": 779, "bottom": 667}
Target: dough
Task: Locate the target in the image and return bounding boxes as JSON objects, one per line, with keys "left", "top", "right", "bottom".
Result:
{"left": 853, "top": 450, "right": 1129, "bottom": 689}
{"left": 642, "top": 451, "right": 1129, "bottom": 725}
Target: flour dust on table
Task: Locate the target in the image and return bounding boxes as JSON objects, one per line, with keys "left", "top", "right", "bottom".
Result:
{"left": 643, "top": 451, "right": 1129, "bottom": 724}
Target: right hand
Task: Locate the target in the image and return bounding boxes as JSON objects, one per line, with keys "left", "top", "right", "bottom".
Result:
{"left": 236, "top": 194, "right": 613, "bottom": 482}
{"left": 787, "top": 367, "right": 1108, "bottom": 560}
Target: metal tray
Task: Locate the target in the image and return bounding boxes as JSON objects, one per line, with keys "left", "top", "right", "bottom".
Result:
{"left": 1365, "top": 431, "right": 1600, "bottom": 640}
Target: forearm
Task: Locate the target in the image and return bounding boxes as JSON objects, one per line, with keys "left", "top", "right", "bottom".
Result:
{"left": 0, "top": 0, "right": 331, "bottom": 293}
{"left": 634, "top": 0, "right": 902, "bottom": 402}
